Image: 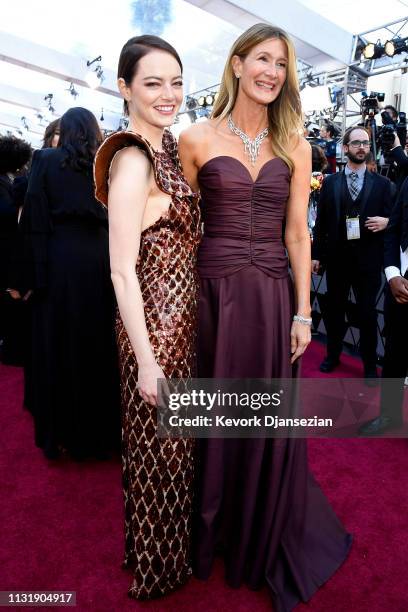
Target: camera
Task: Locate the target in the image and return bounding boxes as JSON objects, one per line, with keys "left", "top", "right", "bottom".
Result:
{"left": 378, "top": 109, "right": 407, "bottom": 153}
{"left": 360, "top": 91, "right": 385, "bottom": 118}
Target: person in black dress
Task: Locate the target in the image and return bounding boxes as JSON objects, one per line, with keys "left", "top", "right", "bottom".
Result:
{"left": 0, "top": 135, "right": 32, "bottom": 365}
{"left": 19, "top": 107, "right": 120, "bottom": 459}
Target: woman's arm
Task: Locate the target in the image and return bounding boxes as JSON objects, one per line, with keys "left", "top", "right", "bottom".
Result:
{"left": 178, "top": 127, "right": 200, "bottom": 191}
{"left": 285, "top": 137, "right": 312, "bottom": 363}
{"left": 108, "top": 146, "right": 165, "bottom": 406}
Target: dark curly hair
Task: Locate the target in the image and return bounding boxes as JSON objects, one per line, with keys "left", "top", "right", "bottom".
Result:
{"left": 59, "top": 107, "right": 102, "bottom": 175}
{"left": 0, "top": 135, "right": 32, "bottom": 174}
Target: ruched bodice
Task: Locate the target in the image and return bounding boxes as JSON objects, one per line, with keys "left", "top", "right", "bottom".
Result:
{"left": 197, "top": 155, "right": 290, "bottom": 278}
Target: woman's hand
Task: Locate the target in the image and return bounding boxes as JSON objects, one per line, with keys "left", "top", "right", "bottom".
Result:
{"left": 137, "top": 361, "right": 167, "bottom": 406}
{"left": 290, "top": 321, "right": 311, "bottom": 363}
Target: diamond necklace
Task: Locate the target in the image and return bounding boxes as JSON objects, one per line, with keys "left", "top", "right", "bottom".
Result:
{"left": 227, "top": 113, "right": 269, "bottom": 166}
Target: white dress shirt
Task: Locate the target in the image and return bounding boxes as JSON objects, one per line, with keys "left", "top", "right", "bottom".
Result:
{"left": 385, "top": 250, "right": 408, "bottom": 281}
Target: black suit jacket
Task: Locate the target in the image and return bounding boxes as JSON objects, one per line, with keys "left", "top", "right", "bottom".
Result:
{"left": 312, "top": 170, "right": 393, "bottom": 271}
{"left": 389, "top": 145, "right": 408, "bottom": 169}
{"left": 384, "top": 176, "right": 408, "bottom": 270}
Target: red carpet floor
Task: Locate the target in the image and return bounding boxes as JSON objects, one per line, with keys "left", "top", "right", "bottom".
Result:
{"left": 1, "top": 341, "right": 408, "bottom": 611}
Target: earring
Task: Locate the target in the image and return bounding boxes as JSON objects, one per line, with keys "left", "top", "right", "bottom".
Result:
{"left": 235, "top": 74, "right": 240, "bottom": 79}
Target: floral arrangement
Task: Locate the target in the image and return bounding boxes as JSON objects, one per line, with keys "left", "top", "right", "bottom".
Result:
{"left": 310, "top": 172, "right": 324, "bottom": 192}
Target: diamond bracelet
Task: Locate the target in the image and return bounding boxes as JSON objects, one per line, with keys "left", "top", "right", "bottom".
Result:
{"left": 293, "top": 315, "right": 312, "bottom": 326}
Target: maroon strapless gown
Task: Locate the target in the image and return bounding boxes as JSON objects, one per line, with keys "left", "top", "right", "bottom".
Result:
{"left": 194, "top": 156, "right": 352, "bottom": 611}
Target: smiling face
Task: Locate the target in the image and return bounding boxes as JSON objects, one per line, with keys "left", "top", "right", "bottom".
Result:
{"left": 118, "top": 49, "right": 183, "bottom": 129}
{"left": 231, "top": 37, "right": 288, "bottom": 106}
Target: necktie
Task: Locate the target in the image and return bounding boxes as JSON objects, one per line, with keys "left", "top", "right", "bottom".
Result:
{"left": 349, "top": 171, "right": 360, "bottom": 201}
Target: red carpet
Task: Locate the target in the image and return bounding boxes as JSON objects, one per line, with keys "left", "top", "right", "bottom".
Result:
{"left": 1, "top": 342, "right": 408, "bottom": 611}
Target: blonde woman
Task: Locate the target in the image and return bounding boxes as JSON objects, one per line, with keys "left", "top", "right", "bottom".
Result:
{"left": 179, "top": 23, "right": 351, "bottom": 609}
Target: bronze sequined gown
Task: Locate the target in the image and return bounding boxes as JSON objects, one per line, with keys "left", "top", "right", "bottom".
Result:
{"left": 94, "top": 130, "right": 201, "bottom": 599}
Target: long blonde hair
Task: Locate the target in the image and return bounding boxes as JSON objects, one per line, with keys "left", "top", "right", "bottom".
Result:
{"left": 212, "top": 23, "right": 303, "bottom": 172}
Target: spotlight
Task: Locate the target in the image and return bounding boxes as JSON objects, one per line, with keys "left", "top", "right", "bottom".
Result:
{"left": 385, "top": 40, "right": 396, "bottom": 57}
{"left": 119, "top": 117, "right": 129, "bottom": 131}
{"left": 67, "top": 82, "right": 79, "bottom": 99}
{"left": 85, "top": 56, "right": 104, "bottom": 89}
{"left": 384, "top": 37, "right": 408, "bottom": 57}
{"left": 42, "top": 93, "right": 55, "bottom": 116}
{"left": 363, "top": 41, "right": 384, "bottom": 60}
{"left": 197, "top": 96, "right": 206, "bottom": 107}
{"left": 186, "top": 97, "right": 196, "bottom": 111}
{"left": 205, "top": 94, "right": 214, "bottom": 106}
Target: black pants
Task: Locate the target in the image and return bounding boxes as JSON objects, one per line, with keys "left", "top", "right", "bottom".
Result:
{"left": 325, "top": 259, "right": 382, "bottom": 371}
{"left": 380, "top": 288, "right": 408, "bottom": 423}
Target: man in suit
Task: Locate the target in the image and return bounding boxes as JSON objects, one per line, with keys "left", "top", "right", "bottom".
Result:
{"left": 312, "top": 126, "right": 393, "bottom": 378}
{"left": 359, "top": 177, "right": 408, "bottom": 434}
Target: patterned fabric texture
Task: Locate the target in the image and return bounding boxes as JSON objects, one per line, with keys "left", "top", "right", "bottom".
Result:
{"left": 94, "top": 129, "right": 201, "bottom": 599}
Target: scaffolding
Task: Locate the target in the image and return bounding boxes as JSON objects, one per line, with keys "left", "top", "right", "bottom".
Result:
{"left": 182, "top": 17, "right": 408, "bottom": 133}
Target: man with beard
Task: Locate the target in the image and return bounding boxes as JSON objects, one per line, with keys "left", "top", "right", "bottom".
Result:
{"left": 312, "top": 127, "right": 393, "bottom": 378}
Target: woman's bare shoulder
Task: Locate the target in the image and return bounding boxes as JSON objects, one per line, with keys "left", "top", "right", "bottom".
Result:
{"left": 289, "top": 132, "right": 311, "bottom": 155}
{"left": 179, "top": 119, "right": 220, "bottom": 145}
{"left": 110, "top": 145, "right": 151, "bottom": 178}
{"left": 289, "top": 134, "right": 311, "bottom": 168}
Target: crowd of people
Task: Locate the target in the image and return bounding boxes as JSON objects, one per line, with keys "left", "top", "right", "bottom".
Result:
{"left": 1, "top": 20, "right": 408, "bottom": 611}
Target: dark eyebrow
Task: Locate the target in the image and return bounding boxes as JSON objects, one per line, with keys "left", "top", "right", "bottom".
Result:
{"left": 142, "top": 75, "right": 183, "bottom": 81}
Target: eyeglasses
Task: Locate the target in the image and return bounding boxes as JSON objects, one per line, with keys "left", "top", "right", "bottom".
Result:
{"left": 348, "top": 140, "right": 370, "bottom": 148}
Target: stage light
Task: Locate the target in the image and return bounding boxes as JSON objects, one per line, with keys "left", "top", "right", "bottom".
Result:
{"left": 186, "top": 97, "right": 196, "bottom": 111}
{"left": 197, "top": 96, "right": 206, "bottom": 107}
{"left": 85, "top": 56, "right": 104, "bottom": 89}
{"left": 67, "top": 82, "right": 79, "bottom": 99}
{"left": 384, "top": 37, "right": 408, "bottom": 57}
{"left": 385, "top": 40, "right": 396, "bottom": 57}
{"left": 42, "top": 93, "right": 55, "bottom": 116}
{"left": 363, "top": 42, "right": 384, "bottom": 60}
{"left": 118, "top": 117, "right": 129, "bottom": 131}
{"left": 205, "top": 94, "right": 214, "bottom": 106}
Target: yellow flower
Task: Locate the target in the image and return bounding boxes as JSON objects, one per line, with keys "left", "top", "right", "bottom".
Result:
{"left": 310, "top": 177, "right": 320, "bottom": 191}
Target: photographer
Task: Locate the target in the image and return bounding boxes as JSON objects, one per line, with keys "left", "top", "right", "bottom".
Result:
{"left": 379, "top": 105, "right": 408, "bottom": 185}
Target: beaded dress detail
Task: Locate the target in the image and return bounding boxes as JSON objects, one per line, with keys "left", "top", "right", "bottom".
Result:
{"left": 94, "top": 129, "right": 201, "bottom": 599}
